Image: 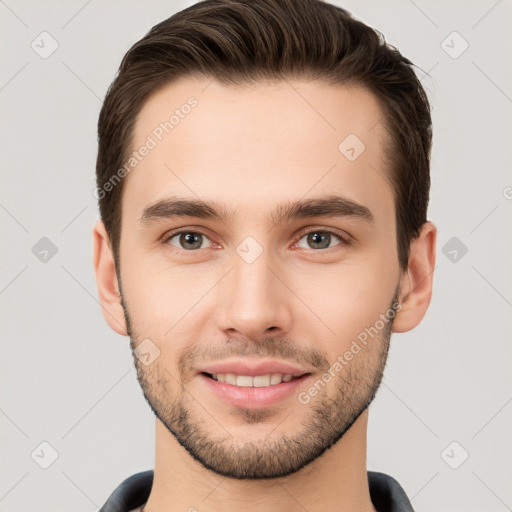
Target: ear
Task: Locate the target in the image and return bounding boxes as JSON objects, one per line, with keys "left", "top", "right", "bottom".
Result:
{"left": 392, "top": 221, "right": 437, "bottom": 333}
{"left": 92, "top": 219, "right": 128, "bottom": 336}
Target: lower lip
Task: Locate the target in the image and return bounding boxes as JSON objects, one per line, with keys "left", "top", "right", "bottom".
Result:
{"left": 199, "top": 373, "right": 311, "bottom": 409}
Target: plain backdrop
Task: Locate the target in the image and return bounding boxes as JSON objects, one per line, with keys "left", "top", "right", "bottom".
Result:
{"left": 1, "top": 1, "right": 511, "bottom": 511}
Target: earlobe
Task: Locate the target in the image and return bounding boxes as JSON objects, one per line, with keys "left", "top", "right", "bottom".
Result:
{"left": 92, "top": 219, "right": 128, "bottom": 336}
{"left": 392, "top": 221, "right": 437, "bottom": 333}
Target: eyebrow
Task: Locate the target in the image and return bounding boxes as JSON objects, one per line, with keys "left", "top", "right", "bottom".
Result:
{"left": 138, "top": 194, "right": 374, "bottom": 226}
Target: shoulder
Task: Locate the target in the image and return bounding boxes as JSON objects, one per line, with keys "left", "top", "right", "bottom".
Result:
{"left": 368, "top": 470, "right": 415, "bottom": 512}
{"left": 99, "top": 470, "right": 154, "bottom": 512}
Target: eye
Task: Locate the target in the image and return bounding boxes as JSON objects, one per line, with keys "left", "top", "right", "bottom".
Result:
{"left": 295, "top": 229, "right": 349, "bottom": 250}
{"left": 161, "top": 227, "right": 350, "bottom": 253}
{"left": 163, "top": 230, "right": 213, "bottom": 251}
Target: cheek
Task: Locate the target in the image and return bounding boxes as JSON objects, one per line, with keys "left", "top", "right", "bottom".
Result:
{"left": 290, "top": 259, "right": 398, "bottom": 347}
{"left": 120, "top": 248, "right": 199, "bottom": 340}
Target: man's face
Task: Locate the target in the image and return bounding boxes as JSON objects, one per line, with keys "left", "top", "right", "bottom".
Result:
{"left": 118, "top": 77, "right": 402, "bottom": 479}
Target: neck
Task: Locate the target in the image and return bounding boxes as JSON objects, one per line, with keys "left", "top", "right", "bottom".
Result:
{"left": 143, "top": 410, "right": 377, "bottom": 512}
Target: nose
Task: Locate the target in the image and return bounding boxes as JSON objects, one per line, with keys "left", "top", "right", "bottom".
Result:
{"left": 216, "top": 246, "right": 293, "bottom": 342}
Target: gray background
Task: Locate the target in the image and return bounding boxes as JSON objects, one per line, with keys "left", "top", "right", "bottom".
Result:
{"left": 1, "top": 1, "right": 511, "bottom": 511}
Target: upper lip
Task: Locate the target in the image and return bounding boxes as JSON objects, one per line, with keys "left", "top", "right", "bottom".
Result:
{"left": 198, "top": 359, "right": 311, "bottom": 378}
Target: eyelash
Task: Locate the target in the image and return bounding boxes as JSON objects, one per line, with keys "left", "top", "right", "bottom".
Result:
{"left": 161, "top": 227, "right": 351, "bottom": 253}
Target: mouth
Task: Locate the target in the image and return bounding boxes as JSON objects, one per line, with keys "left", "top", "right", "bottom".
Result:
{"left": 201, "top": 371, "right": 310, "bottom": 387}
{"left": 199, "top": 371, "right": 312, "bottom": 409}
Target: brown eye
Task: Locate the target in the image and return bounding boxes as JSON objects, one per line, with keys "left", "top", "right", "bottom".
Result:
{"left": 165, "top": 231, "right": 212, "bottom": 251}
{"left": 296, "top": 230, "right": 348, "bottom": 250}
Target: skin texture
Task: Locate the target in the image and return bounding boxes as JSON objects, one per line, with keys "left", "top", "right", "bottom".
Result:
{"left": 93, "top": 77, "right": 436, "bottom": 512}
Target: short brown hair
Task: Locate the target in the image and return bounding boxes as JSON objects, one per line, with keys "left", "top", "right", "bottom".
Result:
{"left": 96, "top": 0, "right": 432, "bottom": 273}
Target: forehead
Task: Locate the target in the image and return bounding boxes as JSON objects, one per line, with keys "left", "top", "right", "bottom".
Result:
{"left": 123, "top": 76, "right": 393, "bottom": 227}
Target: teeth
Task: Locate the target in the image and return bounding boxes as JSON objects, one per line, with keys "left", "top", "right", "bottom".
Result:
{"left": 254, "top": 375, "right": 271, "bottom": 387}
{"left": 236, "top": 375, "right": 253, "bottom": 387}
{"left": 225, "top": 373, "right": 237, "bottom": 385}
{"left": 270, "top": 374, "right": 282, "bottom": 385}
{"left": 210, "top": 372, "right": 296, "bottom": 387}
